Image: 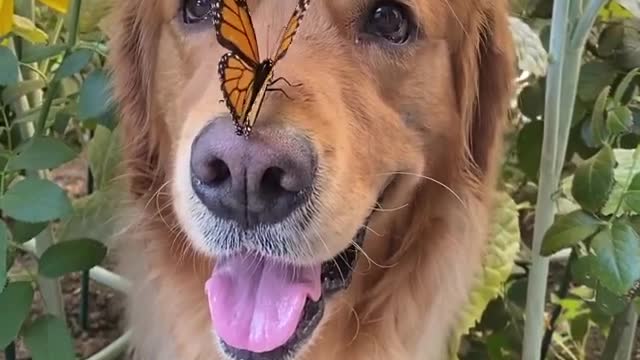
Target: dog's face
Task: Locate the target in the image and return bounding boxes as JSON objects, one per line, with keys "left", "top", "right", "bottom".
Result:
{"left": 110, "top": 0, "right": 513, "bottom": 358}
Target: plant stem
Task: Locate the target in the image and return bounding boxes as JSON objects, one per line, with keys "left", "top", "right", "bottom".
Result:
{"left": 540, "top": 251, "right": 577, "bottom": 359}
{"left": 602, "top": 304, "right": 636, "bottom": 359}
{"left": 522, "top": 1, "right": 607, "bottom": 358}
{"left": 34, "top": 0, "right": 83, "bottom": 136}
{"left": 522, "top": 1, "right": 570, "bottom": 358}
{"left": 614, "top": 307, "right": 638, "bottom": 360}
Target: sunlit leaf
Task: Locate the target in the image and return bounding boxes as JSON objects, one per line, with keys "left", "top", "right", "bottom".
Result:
{"left": 11, "top": 15, "right": 48, "bottom": 44}
{"left": 37, "top": 0, "right": 69, "bottom": 14}
{"left": 0, "top": 0, "right": 13, "bottom": 37}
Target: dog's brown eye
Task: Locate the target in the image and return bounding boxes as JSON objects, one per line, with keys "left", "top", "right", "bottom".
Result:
{"left": 365, "top": 2, "right": 413, "bottom": 44}
{"left": 183, "top": 0, "right": 213, "bottom": 24}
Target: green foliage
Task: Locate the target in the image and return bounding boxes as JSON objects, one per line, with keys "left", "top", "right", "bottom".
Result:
{"left": 0, "top": 0, "right": 117, "bottom": 358}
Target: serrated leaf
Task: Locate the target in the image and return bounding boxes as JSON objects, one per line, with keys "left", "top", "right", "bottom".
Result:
{"left": 0, "top": 220, "right": 8, "bottom": 290}
{"left": 0, "top": 177, "right": 72, "bottom": 223}
{"left": 624, "top": 173, "right": 640, "bottom": 212}
{"left": 607, "top": 106, "right": 633, "bottom": 135}
{"left": 578, "top": 62, "right": 618, "bottom": 102}
{"left": 447, "top": 191, "right": 520, "bottom": 358}
{"left": 541, "top": 211, "right": 602, "bottom": 256}
{"left": 0, "top": 282, "right": 34, "bottom": 348}
{"left": 0, "top": 45, "right": 18, "bottom": 86}
{"left": 7, "top": 136, "right": 78, "bottom": 171}
{"left": 38, "top": 238, "right": 107, "bottom": 277}
{"left": 23, "top": 315, "right": 75, "bottom": 360}
{"left": 590, "top": 86, "right": 611, "bottom": 144}
{"left": 614, "top": 67, "right": 640, "bottom": 104}
{"left": 591, "top": 222, "right": 640, "bottom": 295}
{"left": 78, "top": 70, "right": 113, "bottom": 121}
{"left": 572, "top": 145, "right": 616, "bottom": 212}
{"left": 52, "top": 48, "right": 93, "bottom": 82}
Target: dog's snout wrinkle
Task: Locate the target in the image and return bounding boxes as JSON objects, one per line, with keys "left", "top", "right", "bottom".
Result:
{"left": 190, "top": 119, "right": 317, "bottom": 229}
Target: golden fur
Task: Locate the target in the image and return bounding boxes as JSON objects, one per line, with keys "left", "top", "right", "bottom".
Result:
{"left": 106, "top": 0, "right": 515, "bottom": 359}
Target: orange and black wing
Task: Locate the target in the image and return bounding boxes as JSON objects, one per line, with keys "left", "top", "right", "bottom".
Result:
{"left": 218, "top": 53, "right": 257, "bottom": 128}
{"left": 273, "top": 0, "right": 310, "bottom": 62}
{"left": 213, "top": 0, "right": 261, "bottom": 67}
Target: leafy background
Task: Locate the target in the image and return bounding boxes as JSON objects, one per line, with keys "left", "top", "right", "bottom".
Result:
{"left": 1, "top": 0, "right": 640, "bottom": 359}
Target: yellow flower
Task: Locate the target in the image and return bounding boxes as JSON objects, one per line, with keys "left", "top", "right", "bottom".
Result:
{"left": 38, "top": 0, "right": 69, "bottom": 14}
{"left": 0, "top": 0, "right": 14, "bottom": 37}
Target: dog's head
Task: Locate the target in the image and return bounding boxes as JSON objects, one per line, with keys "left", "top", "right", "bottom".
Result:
{"left": 109, "top": 0, "right": 514, "bottom": 358}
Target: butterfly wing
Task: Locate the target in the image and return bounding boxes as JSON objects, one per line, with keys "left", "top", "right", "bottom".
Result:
{"left": 273, "top": 0, "right": 310, "bottom": 62}
{"left": 218, "top": 53, "right": 257, "bottom": 130}
{"left": 213, "top": 0, "right": 260, "bottom": 66}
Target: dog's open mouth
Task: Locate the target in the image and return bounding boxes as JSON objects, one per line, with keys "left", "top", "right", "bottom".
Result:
{"left": 204, "top": 218, "right": 370, "bottom": 360}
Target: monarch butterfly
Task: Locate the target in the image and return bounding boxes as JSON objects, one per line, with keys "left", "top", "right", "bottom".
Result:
{"left": 213, "top": 0, "right": 310, "bottom": 137}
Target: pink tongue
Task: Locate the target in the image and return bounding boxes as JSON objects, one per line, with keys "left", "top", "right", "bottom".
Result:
{"left": 205, "top": 253, "right": 321, "bottom": 353}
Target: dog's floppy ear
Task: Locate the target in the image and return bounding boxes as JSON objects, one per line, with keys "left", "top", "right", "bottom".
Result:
{"left": 108, "top": 0, "right": 164, "bottom": 199}
{"left": 455, "top": 2, "right": 515, "bottom": 182}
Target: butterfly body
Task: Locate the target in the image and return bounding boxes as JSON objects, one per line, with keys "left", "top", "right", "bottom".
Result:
{"left": 213, "top": 0, "right": 310, "bottom": 137}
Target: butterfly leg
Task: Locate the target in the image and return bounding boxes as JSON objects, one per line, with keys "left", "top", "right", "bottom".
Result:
{"left": 266, "top": 87, "right": 295, "bottom": 100}
{"left": 270, "top": 77, "right": 303, "bottom": 88}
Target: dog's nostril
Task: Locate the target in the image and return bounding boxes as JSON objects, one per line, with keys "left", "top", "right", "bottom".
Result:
{"left": 202, "top": 158, "right": 231, "bottom": 185}
{"left": 261, "top": 167, "right": 287, "bottom": 197}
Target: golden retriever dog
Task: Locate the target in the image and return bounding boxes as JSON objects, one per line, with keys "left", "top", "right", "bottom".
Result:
{"left": 107, "top": 0, "right": 515, "bottom": 359}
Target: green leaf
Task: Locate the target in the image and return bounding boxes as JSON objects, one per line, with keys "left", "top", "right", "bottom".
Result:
{"left": 78, "top": 70, "right": 113, "bottom": 121}
{"left": 88, "top": 125, "right": 121, "bottom": 189}
{"left": 606, "top": 106, "right": 633, "bottom": 135}
{"left": 23, "top": 315, "right": 75, "bottom": 360}
{"left": 0, "top": 282, "right": 34, "bottom": 348}
{"left": 0, "top": 178, "right": 73, "bottom": 223}
{"left": 591, "top": 222, "right": 640, "bottom": 295}
{"left": 572, "top": 255, "right": 599, "bottom": 288}
{"left": 624, "top": 173, "right": 640, "bottom": 213}
{"left": 516, "top": 120, "right": 543, "bottom": 180}
{"left": 578, "top": 62, "right": 618, "bottom": 102}
{"left": 38, "top": 239, "right": 107, "bottom": 278}
{"left": 7, "top": 136, "right": 78, "bottom": 171}
{"left": 7, "top": 220, "right": 48, "bottom": 243}
{"left": 0, "top": 46, "right": 19, "bottom": 86}
{"left": 541, "top": 211, "right": 601, "bottom": 256}
{"left": 57, "top": 189, "right": 122, "bottom": 243}
{"left": 0, "top": 220, "right": 8, "bottom": 290}
{"left": 571, "top": 145, "right": 616, "bottom": 212}
{"left": 590, "top": 86, "right": 611, "bottom": 145}
{"left": 21, "top": 44, "right": 67, "bottom": 63}
{"left": 595, "top": 284, "right": 627, "bottom": 316}
{"left": 52, "top": 48, "right": 93, "bottom": 82}
{"left": 1, "top": 79, "right": 46, "bottom": 104}
{"left": 614, "top": 67, "right": 640, "bottom": 104}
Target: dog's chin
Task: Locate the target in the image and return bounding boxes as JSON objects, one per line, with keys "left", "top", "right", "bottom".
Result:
{"left": 206, "top": 221, "right": 369, "bottom": 360}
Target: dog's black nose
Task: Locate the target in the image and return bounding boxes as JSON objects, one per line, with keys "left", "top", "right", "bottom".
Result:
{"left": 190, "top": 119, "right": 316, "bottom": 228}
